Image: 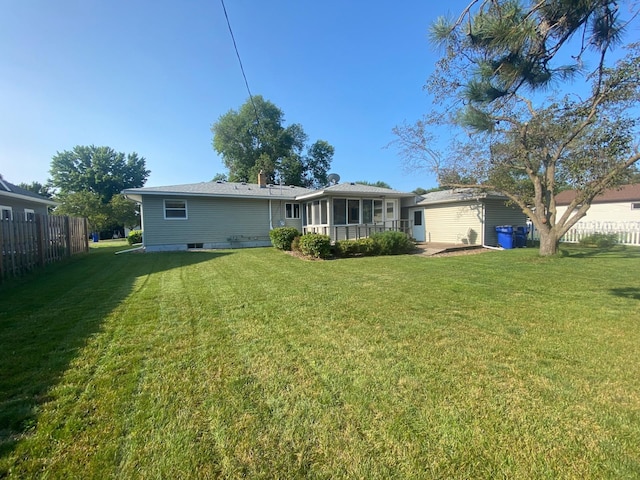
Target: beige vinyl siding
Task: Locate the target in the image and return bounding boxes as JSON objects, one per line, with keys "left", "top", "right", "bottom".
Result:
{"left": 556, "top": 202, "right": 640, "bottom": 226}
{"left": 142, "top": 195, "right": 277, "bottom": 248}
{"left": 423, "top": 201, "right": 483, "bottom": 244}
{"left": 483, "top": 199, "right": 527, "bottom": 246}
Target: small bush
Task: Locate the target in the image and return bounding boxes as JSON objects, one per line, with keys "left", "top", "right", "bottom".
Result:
{"left": 578, "top": 232, "right": 618, "bottom": 248}
{"left": 370, "top": 231, "right": 414, "bottom": 255}
{"left": 269, "top": 227, "right": 300, "bottom": 251}
{"left": 335, "top": 237, "right": 379, "bottom": 257}
{"left": 335, "top": 239, "right": 361, "bottom": 257}
{"left": 298, "top": 234, "right": 332, "bottom": 259}
{"left": 291, "top": 235, "right": 301, "bottom": 252}
{"left": 127, "top": 230, "right": 143, "bottom": 245}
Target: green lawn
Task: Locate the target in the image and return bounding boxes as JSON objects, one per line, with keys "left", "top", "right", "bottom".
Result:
{"left": 1, "top": 241, "right": 639, "bottom": 479}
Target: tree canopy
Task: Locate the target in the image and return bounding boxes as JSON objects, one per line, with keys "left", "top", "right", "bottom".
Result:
{"left": 49, "top": 145, "right": 149, "bottom": 233}
{"left": 211, "top": 96, "right": 334, "bottom": 188}
{"left": 393, "top": 0, "right": 640, "bottom": 255}
{"left": 355, "top": 180, "right": 393, "bottom": 189}
{"left": 17, "top": 181, "right": 53, "bottom": 198}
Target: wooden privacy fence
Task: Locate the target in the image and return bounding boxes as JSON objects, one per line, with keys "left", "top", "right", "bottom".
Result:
{"left": 0, "top": 214, "right": 89, "bottom": 282}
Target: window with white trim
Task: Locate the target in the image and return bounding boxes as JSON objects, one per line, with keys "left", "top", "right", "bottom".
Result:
{"left": 285, "top": 203, "right": 300, "bottom": 219}
{"left": 632, "top": 202, "right": 640, "bottom": 210}
{"left": 24, "top": 209, "right": 35, "bottom": 221}
{"left": 164, "top": 199, "right": 187, "bottom": 219}
{"left": 1, "top": 206, "right": 12, "bottom": 221}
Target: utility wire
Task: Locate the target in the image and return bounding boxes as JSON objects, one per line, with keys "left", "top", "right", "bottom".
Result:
{"left": 220, "top": 0, "right": 262, "bottom": 133}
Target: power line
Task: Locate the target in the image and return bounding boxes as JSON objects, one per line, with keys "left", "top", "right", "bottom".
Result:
{"left": 219, "top": 0, "right": 262, "bottom": 133}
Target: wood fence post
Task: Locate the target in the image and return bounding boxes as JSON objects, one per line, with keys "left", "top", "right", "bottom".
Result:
{"left": 64, "top": 216, "right": 71, "bottom": 258}
{"left": 84, "top": 217, "right": 89, "bottom": 252}
{"left": 0, "top": 220, "right": 4, "bottom": 282}
{"left": 36, "top": 214, "right": 46, "bottom": 267}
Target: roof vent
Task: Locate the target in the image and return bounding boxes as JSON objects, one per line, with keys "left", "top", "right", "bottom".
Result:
{"left": 215, "top": 180, "right": 223, "bottom": 183}
{"left": 241, "top": 182, "right": 246, "bottom": 185}
{"left": 350, "top": 182, "right": 355, "bottom": 185}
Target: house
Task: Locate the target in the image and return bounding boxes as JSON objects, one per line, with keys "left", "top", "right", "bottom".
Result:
{"left": 402, "top": 189, "right": 527, "bottom": 246}
{"left": 0, "top": 174, "right": 58, "bottom": 221}
{"left": 123, "top": 171, "right": 529, "bottom": 251}
{"left": 555, "top": 184, "right": 640, "bottom": 228}
{"left": 122, "top": 173, "right": 413, "bottom": 252}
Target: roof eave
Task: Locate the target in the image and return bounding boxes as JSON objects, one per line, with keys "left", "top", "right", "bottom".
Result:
{"left": 0, "top": 190, "right": 59, "bottom": 206}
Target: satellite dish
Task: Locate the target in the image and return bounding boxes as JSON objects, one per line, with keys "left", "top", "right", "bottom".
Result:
{"left": 327, "top": 173, "right": 340, "bottom": 185}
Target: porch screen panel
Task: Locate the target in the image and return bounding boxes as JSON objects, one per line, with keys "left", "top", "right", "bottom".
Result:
{"left": 363, "top": 200, "right": 373, "bottom": 223}
{"left": 374, "top": 200, "right": 383, "bottom": 223}
{"left": 321, "top": 200, "right": 328, "bottom": 224}
{"left": 348, "top": 200, "right": 359, "bottom": 224}
{"left": 334, "top": 199, "right": 346, "bottom": 225}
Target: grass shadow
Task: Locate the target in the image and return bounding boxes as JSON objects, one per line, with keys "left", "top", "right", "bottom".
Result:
{"left": 610, "top": 287, "right": 640, "bottom": 301}
{"left": 0, "top": 245, "right": 232, "bottom": 462}
{"left": 560, "top": 244, "right": 640, "bottom": 259}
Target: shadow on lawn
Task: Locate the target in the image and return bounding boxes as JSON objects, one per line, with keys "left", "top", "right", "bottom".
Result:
{"left": 0, "top": 246, "right": 232, "bottom": 463}
{"left": 561, "top": 245, "right": 640, "bottom": 259}
{"left": 610, "top": 287, "right": 640, "bottom": 301}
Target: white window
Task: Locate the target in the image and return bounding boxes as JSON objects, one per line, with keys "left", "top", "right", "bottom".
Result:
{"left": 1, "top": 206, "right": 12, "bottom": 221}
{"left": 362, "top": 199, "right": 383, "bottom": 224}
{"left": 164, "top": 199, "right": 187, "bottom": 219}
{"left": 386, "top": 201, "right": 396, "bottom": 219}
{"left": 24, "top": 209, "right": 35, "bottom": 221}
{"left": 631, "top": 203, "right": 640, "bottom": 210}
{"left": 285, "top": 203, "right": 300, "bottom": 219}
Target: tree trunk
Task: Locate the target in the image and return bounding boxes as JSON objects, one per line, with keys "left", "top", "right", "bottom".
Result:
{"left": 538, "top": 229, "right": 560, "bottom": 256}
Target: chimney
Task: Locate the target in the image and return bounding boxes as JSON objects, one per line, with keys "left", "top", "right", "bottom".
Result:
{"left": 258, "top": 170, "right": 266, "bottom": 188}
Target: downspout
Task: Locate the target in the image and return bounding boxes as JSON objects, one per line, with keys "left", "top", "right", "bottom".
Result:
{"left": 269, "top": 199, "right": 273, "bottom": 230}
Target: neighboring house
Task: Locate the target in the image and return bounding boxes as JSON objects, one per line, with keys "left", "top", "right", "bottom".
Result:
{"left": 0, "top": 174, "right": 58, "bottom": 221}
{"left": 122, "top": 173, "right": 414, "bottom": 252}
{"left": 402, "top": 189, "right": 527, "bottom": 246}
{"left": 555, "top": 184, "right": 640, "bottom": 228}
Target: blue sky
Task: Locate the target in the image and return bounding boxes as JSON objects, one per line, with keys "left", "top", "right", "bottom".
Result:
{"left": 0, "top": 1, "right": 478, "bottom": 192}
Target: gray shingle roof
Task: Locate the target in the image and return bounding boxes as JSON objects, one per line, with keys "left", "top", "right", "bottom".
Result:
{"left": 416, "top": 188, "right": 505, "bottom": 205}
{"left": 0, "top": 175, "right": 58, "bottom": 205}
{"left": 296, "top": 182, "right": 411, "bottom": 200}
{"left": 123, "top": 181, "right": 413, "bottom": 201}
{"left": 123, "top": 181, "right": 314, "bottom": 199}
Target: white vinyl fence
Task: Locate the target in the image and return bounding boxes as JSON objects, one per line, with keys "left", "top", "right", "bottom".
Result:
{"left": 531, "top": 221, "right": 640, "bottom": 246}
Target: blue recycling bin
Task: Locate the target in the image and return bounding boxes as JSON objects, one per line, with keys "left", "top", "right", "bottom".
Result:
{"left": 514, "top": 226, "right": 529, "bottom": 248}
{"left": 495, "top": 225, "right": 514, "bottom": 249}
{"left": 92, "top": 232, "right": 99, "bottom": 242}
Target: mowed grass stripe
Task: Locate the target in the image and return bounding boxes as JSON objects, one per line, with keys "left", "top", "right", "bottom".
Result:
{"left": 1, "top": 243, "right": 639, "bottom": 478}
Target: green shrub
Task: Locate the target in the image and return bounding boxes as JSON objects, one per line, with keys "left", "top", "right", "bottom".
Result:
{"left": 578, "top": 232, "right": 618, "bottom": 248}
{"left": 298, "top": 233, "right": 332, "bottom": 259}
{"left": 269, "top": 227, "right": 300, "bottom": 251}
{"left": 370, "top": 231, "right": 414, "bottom": 255}
{"left": 127, "top": 230, "right": 143, "bottom": 245}
{"left": 335, "top": 237, "right": 379, "bottom": 257}
{"left": 291, "top": 235, "right": 301, "bottom": 252}
{"left": 335, "top": 239, "right": 361, "bottom": 257}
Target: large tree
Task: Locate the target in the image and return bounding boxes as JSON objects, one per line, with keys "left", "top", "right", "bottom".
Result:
{"left": 49, "top": 145, "right": 149, "bottom": 233}
{"left": 393, "top": 0, "right": 640, "bottom": 255}
{"left": 212, "top": 96, "right": 334, "bottom": 188}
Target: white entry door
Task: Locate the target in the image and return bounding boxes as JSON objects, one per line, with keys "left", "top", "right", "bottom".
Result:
{"left": 411, "top": 209, "right": 425, "bottom": 242}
